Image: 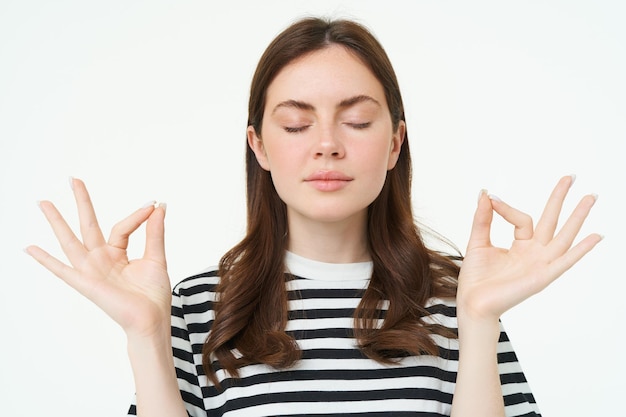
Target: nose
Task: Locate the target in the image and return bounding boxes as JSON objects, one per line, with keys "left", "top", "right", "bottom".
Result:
{"left": 313, "top": 126, "right": 345, "bottom": 159}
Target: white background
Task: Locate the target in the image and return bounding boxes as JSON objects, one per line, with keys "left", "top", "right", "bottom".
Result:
{"left": 1, "top": 1, "right": 624, "bottom": 416}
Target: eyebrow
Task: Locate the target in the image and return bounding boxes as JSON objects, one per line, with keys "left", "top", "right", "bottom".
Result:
{"left": 338, "top": 94, "right": 381, "bottom": 109}
{"left": 271, "top": 95, "right": 381, "bottom": 114}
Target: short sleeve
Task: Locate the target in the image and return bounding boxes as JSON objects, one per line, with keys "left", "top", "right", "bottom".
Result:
{"left": 497, "top": 322, "right": 542, "bottom": 417}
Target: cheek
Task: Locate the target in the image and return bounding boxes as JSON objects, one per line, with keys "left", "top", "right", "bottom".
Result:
{"left": 364, "top": 144, "right": 397, "bottom": 190}
{"left": 268, "top": 167, "right": 301, "bottom": 209}
{"left": 263, "top": 146, "right": 301, "bottom": 196}
{"left": 359, "top": 141, "right": 394, "bottom": 172}
{"left": 263, "top": 142, "right": 299, "bottom": 174}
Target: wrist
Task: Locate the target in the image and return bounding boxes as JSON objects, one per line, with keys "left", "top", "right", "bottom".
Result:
{"left": 127, "top": 326, "right": 172, "bottom": 357}
{"left": 456, "top": 308, "right": 501, "bottom": 345}
{"left": 126, "top": 328, "right": 176, "bottom": 389}
{"left": 125, "top": 324, "right": 187, "bottom": 417}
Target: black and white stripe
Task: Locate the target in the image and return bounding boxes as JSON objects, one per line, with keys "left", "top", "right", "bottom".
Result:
{"left": 128, "top": 252, "right": 540, "bottom": 416}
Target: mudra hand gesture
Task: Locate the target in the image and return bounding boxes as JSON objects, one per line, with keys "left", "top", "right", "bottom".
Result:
{"left": 25, "top": 178, "right": 171, "bottom": 340}
{"left": 457, "top": 175, "right": 602, "bottom": 321}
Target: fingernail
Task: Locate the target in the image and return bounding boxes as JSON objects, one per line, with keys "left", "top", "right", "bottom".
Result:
{"left": 68, "top": 176, "right": 75, "bottom": 190}
{"left": 477, "top": 189, "right": 487, "bottom": 204}
{"left": 142, "top": 200, "right": 157, "bottom": 208}
{"left": 569, "top": 174, "right": 577, "bottom": 185}
{"left": 591, "top": 193, "right": 599, "bottom": 201}
{"left": 158, "top": 202, "right": 167, "bottom": 213}
{"left": 488, "top": 194, "right": 502, "bottom": 202}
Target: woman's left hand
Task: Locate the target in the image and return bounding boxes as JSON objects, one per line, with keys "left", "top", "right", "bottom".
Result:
{"left": 457, "top": 175, "right": 602, "bottom": 322}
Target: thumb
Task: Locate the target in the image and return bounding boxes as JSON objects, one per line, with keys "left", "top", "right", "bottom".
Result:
{"left": 467, "top": 190, "right": 494, "bottom": 251}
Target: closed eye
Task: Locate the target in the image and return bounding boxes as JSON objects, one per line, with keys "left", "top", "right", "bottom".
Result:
{"left": 347, "top": 122, "right": 371, "bottom": 129}
{"left": 284, "top": 126, "right": 310, "bottom": 133}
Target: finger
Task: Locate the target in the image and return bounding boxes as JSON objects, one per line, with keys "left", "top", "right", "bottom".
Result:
{"left": 38, "top": 200, "right": 88, "bottom": 265}
{"left": 25, "top": 245, "right": 80, "bottom": 285}
{"left": 71, "top": 178, "right": 106, "bottom": 250}
{"left": 546, "top": 233, "right": 603, "bottom": 279}
{"left": 26, "top": 245, "right": 106, "bottom": 298}
{"left": 107, "top": 201, "right": 156, "bottom": 250}
{"left": 533, "top": 175, "right": 575, "bottom": 244}
{"left": 144, "top": 203, "right": 167, "bottom": 266}
{"left": 548, "top": 194, "right": 598, "bottom": 255}
{"left": 489, "top": 195, "right": 534, "bottom": 240}
{"left": 466, "top": 190, "right": 493, "bottom": 251}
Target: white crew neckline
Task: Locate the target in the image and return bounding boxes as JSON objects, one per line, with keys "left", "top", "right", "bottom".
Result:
{"left": 284, "top": 251, "right": 373, "bottom": 282}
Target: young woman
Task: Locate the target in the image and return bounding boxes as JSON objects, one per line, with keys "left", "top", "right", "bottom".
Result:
{"left": 26, "top": 17, "right": 601, "bottom": 417}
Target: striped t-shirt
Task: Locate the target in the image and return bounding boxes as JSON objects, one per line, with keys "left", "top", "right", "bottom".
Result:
{"left": 128, "top": 251, "right": 541, "bottom": 416}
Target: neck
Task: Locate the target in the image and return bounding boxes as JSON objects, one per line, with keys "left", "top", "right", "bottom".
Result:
{"left": 286, "top": 211, "right": 370, "bottom": 264}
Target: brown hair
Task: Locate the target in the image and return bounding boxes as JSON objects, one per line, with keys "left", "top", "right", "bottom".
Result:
{"left": 203, "top": 17, "right": 460, "bottom": 386}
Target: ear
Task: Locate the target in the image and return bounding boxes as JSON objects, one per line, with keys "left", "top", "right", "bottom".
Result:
{"left": 247, "top": 125, "right": 270, "bottom": 171}
{"left": 387, "top": 120, "right": 406, "bottom": 170}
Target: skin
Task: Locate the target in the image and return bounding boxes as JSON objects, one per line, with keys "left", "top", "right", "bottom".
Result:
{"left": 25, "top": 45, "right": 602, "bottom": 417}
{"left": 452, "top": 180, "right": 601, "bottom": 416}
{"left": 248, "top": 46, "right": 404, "bottom": 263}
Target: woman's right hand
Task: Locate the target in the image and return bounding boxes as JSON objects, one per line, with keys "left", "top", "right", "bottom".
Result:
{"left": 26, "top": 178, "right": 172, "bottom": 340}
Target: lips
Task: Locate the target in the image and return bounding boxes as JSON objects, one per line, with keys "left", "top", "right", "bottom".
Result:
{"left": 304, "top": 170, "right": 353, "bottom": 191}
{"left": 304, "top": 170, "right": 353, "bottom": 181}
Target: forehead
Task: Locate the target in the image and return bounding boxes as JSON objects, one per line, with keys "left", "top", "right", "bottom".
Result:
{"left": 265, "top": 45, "right": 386, "bottom": 107}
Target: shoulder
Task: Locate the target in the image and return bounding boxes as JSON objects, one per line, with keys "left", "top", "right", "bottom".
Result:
{"left": 169, "top": 267, "right": 221, "bottom": 336}
{"left": 173, "top": 266, "right": 220, "bottom": 292}
{"left": 171, "top": 266, "right": 221, "bottom": 307}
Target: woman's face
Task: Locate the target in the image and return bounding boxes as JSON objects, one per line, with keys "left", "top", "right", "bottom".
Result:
{"left": 248, "top": 45, "right": 405, "bottom": 230}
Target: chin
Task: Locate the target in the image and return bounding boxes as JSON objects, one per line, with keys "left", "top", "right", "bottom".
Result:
{"left": 289, "top": 206, "right": 369, "bottom": 226}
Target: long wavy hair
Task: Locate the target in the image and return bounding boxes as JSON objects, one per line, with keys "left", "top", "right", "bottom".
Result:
{"left": 203, "top": 17, "right": 460, "bottom": 387}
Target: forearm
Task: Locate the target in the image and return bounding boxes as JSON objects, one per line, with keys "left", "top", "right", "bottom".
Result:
{"left": 127, "top": 330, "right": 188, "bottom": 417}
{"left": 450, "top": 315, "right": 505, "bottom": 417}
